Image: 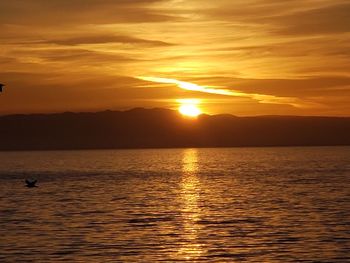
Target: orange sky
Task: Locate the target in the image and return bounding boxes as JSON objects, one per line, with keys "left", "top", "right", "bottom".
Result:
{"left": 1, "top": 0, "right": 350, "bottom": 116}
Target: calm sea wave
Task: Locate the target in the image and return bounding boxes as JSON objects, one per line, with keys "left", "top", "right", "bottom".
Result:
{"left": 0, "top": 147, "right": 349, "bottom": 262}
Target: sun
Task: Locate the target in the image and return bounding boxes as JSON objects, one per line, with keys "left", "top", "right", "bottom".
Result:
{"left": 179, "top": 104, "right": 202, "bottom": 117}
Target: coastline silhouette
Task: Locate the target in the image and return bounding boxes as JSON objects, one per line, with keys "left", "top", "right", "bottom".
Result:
{"left": 0, "top": 108, "right": 349, "bottom": 150}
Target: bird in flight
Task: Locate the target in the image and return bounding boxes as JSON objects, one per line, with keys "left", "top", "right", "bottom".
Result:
{"left": 25, "top": 179, "right": 38, "bottom": 188}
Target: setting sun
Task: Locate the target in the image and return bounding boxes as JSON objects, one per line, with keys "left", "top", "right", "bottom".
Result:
{"left": 179, "top": 104, "right": 202, "bottom": 117}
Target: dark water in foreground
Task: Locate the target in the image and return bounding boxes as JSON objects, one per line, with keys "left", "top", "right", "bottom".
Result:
{"left": 0, "top": 147, "right": 349, "bottom": 262}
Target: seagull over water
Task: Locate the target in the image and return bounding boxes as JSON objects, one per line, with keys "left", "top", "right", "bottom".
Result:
{"left": 25, "top": 179, "right": 38, "bottom": 188}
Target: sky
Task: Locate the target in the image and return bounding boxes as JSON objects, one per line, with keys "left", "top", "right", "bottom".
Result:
{"left": 1, "top": 0, "right": 350, "bottom": 116}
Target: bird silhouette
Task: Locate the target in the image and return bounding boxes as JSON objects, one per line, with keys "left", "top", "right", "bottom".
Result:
{"left": 25, "top": 179, "right": 37, "bottom": 188}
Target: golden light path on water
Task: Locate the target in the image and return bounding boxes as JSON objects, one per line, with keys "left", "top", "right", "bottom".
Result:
{"left": 178, "top": 148, "right": 204, "bottom": 260}
{"left": 137, "top": 76, "right": 313, "bottom": 108}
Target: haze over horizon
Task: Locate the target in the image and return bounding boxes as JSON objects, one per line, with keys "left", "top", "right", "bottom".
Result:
{"left": 1, "top": 0, "right": 350, "bottom": 116}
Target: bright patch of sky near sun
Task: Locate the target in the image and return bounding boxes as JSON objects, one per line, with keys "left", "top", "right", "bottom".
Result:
{"left": 0, "top": 0, "right": 350, "bottom": 116}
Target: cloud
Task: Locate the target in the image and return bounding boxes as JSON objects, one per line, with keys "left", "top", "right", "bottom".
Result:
{"left": 201, "top": 1, "right": 350, "bottom": 35}
{"left": 205, "top": 35, "right": 350, "bottom": 58}
{"left": 0, "top": 0, "right": 178, "bottom": 26}
{"left": 136, "top": 76, "right": 315, "bottom": 108}
{"left": 274, "top": 3, "right": 350, "bottom": 35}
{"left": 41, "top": 35, "right": 173, "bottom": 46}
{"left": 36, "top": 49, "right": 138, "bottom": 63}
{"left": 204, "top": 76, "right": 350, "bottom": 97}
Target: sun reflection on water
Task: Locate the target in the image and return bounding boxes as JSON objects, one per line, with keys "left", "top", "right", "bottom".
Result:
{"left": 178, "top": 148, "right": 204, "bottom": 260}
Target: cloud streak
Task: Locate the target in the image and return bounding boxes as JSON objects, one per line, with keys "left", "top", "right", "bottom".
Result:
{"left": 137, "top": 76, "right": 311, "bottom": 108}
{"left": 0, "top": 0, "right": 176, "bottom": 25}
{"left": 41, "top": 35, "right": 173, "bottom": 47}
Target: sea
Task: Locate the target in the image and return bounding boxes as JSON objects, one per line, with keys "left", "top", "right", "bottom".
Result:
{"left": 0, "top": 147, "right": 349, "bottom": 262}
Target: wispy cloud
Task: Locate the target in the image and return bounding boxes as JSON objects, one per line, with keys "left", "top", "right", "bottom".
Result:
{"left": 137, "top": 76, "right": 312, "bottom": 108}
{"left": 41, "top": 35, "right": 173, "bottom": 47}
{"left": 0, "top": 0, "right": 177, "bottom": 25}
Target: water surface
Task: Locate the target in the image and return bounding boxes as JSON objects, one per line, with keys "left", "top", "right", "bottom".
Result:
{"left": 0, "top": 147, "right": 349, "bottom": 262}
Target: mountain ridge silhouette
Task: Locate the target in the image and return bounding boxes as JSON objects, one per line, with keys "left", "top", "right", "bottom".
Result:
{"left": 0, "top": 108, "right": 349, "bottom": 150}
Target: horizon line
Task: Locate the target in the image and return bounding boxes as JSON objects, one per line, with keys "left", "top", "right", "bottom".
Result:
{"left": 1, "top": 107, "right": 350, "bottom": 119}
